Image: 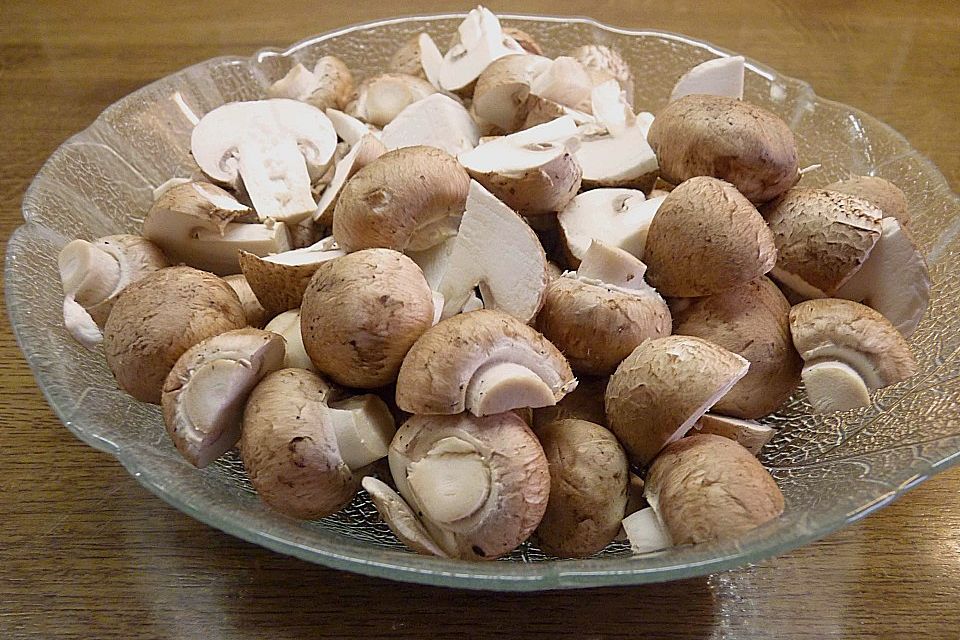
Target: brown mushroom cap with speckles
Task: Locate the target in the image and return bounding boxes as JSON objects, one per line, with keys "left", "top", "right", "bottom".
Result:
{"left": 646, "top": 94, "right": 799, "bottom": 204}
{"left": 103, "top": 266, "right": 247, "bottom": 403}
{"left": 300, "top": 249, "right": 435, "bottom": 388}
{"left": 643, "top": 177, "right": 777, "bottom": 297}
{"left": 825, "top": 176, "right": 910, "bottom": 226}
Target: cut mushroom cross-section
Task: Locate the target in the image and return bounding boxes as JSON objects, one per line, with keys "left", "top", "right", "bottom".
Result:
{"left": 437, "top": 6, "right": 526, "bottom": 94}
{"left": 162, "top": 328, "right": 285, "bottom": 468}
{"left": 396, "top": 309, "right": 576, "bottom": 416}
{"left": 191, "top": 99, "right": 337, "bottom": 223}
{"left": 347, "top": 73, "right": 437, "bottom": 127}
{"left": 388, "top": 32, "right": 444, "bottom": 87}
{"left": 472, "top": 54, "right": 552, "bottom": 133}
{"left": 314, "top": 134, "right": 388, "bottom": 228}
{"left": 558, "top": 188, "right": 665, "bottom": 266}
{"left": 669, "top": 55, "right": 745, "bottom": 102}
{"left": 380, "top": 93, "right": 480, "bottom": 157}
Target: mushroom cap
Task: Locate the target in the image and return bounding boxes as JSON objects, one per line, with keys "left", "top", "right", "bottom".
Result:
{"left": 103, "top": 266, "right": 247, "bottom": 403}
{"left": 300, "top": 249, "right": 435, "bottom": 388}
{"left": 396, "top": 309, "right": 576, "bottom": 416}
{"left": 672, "top": 276, "right": 801, "bottom": 419}
{"left": 472, "top": 54, "right": 551, "bottom": 132}
{"left": 536, "top": 276, "right": 671, "bottom": 375}
{"left": 237, "top": 241, "right": 345, "bottom": 319}
{"left": 240, "top": 368, "right": 356, "bottom": 519}
{"left": 825, "top": 175, "right": 910, "bottom": 226}
{"left": 223, "top": 274, "right": 267, "bottom": 328}
{"left": 605, "top": 335, "right": 749, "bottom": 466}
{"left": 788, "top": 298, "right": 917, "bottom": 389}
{"left": 646, "top": 94, "right": 799, "bottom": 204}
{"left": 388, "top": 411, "right": 550, "bottom": 560}
{"left": 645, "top": 434, "right": 785, "bottom": 545}
{"left": 162, "top": 328, "right": 285, "bottom": 467}
{"left": 348, "top": 73, "right": 437, "bottom": 127}
{"left": 763, "top": 188, "right": 882, "bottom": 297}
{"left": 308, "top": 56, "right": 356, "bottom": 112}
{"left": 643, "top": 176, "right": 777, "bottom": 297}
{"left": 534, "top": 418, "right": 629, "bottom": 558}
{"left": 332, "top": 146, "right": 469, "bottom": 252}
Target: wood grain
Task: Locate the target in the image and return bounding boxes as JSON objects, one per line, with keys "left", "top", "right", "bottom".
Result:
{"left": 1, "top": 1, "right": 958, "bottom": 638}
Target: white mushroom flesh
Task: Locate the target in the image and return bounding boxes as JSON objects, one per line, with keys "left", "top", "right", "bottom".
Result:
{"left": 263, "top": 309, "right": 315, "bottom": 371}
{"left": 465, "top": 361, "right": 558, "bottom": 416}
{"left": 405, "top": 436, "right": 491, "bottom": 524}
{"left": 622, "top": 507, "right": 672, "bottom": 554}
{"left": 327, "top": 394, "right": 396, "bottom": 470}
{"left": 801, "top": 360, "right": 872, "bottom": 413}
{"left": 559, "top": 189, "right": 665, "bottom": 262}
{"left": 670, "top": 55, "right": 746, "bottom": 102}
{"left": 437, "top": 7, "right": 525, "bottom": 92}
{"left": 381, "top": 93, "right": 480, "bottom": 156}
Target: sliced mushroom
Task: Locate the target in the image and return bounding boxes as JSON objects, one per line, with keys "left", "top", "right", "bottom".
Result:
{"left": 436, "top": 180, "right": 549, "bottom": 322}
{"left": 313, "top": 134, "right": 387, "bottom": 228}
{"left": 763, "top": 188, "right": 883, "bottom": 298}
{"left": 267, "top": 56, "right": 355, "bottom": 112}
{"left": 162, "top": 328, "right": 285, "bottom": 467}
{"left": 380, "top": 93, "right": 480, "bottom": 157}
{"left": 241, "top": 368, "right": 396, "bottom": 519}
{"left": 671, "top": 276, "right": 801, "bottom": 419}
{"left": 825, "top": 175, "right": 910, "bottom": 226}
{"left": 362, "top": 477, "right": 449, "bottom": 557}
{"left": 396, "top": 309, "right": 576, "bottom": 416}
{"left": 223, "top": 274, "right": 267, "bottom": 328}
{"left": 789, "top": 298, "right": 917, "bottom": 411}
{"left": 263, "top": 309, "right": 315, "bottom": 371}
{"left": 300, "top": 249, "right": 435, "bottom": 388}
{"left": 380, "top": 412, "right": 549, "bottom": 560}
{"left": 605, "top": 335, "right": 749, "bottom": 466}
{"left": 388, "top": 32, "right": 444, "bottom": 87}
{"left": 58, "top": 234, "right": 169, "bottom": 349}
{"left": 693, "top": 414, "right": 776, "bottom": 456}
{"left": 528, "top": 56, "right": 594, "bottom": 113}
{"left": 622, "top": 507, "right": 672, "bottom": 554}
{"left": 588, "top": 79, "right": 635, "bottom": 136}
{"left": 670, "top": 55, "right": 745, "bottom": 102}
{"left": 238, "top": 238, "right": 345, "bottom": 319}
{"left": 575, "top": 121, "right": 658, "bottom": 191}
{"left": 502, "top": 27, "right": 543, "bottom": 55}
{"left": 103, "top": 266, "right": 248, "bottom": 403}
{"left": 534, "top": 418, "right": 628, "bottom": 558}
{"left": 532, "top": 376, "right": 608, "bottom": 429}
{"left": 437, "top": 6, "right": 526, "bottom": 95}
{"left": 457, "top": 116, "right": 581, "bottom": 216}
{"left": 569, "top": 44, "right": 635, "bottom": 105}
{"left": 472, "top": 54, "right": 551, "bottom": 133}
{"left": 799, "top": 360, "right": 872, "bottom": 413}
{"left": 406, "top": 235, "right": 458, "bottom": 290}
{"left": 537, "top": 242, "right": 671, "bottom": 375}
{"left": 833, "top": 217, "right": 930, "bottom": 337}
{"left": 347, "top": 73, "right": 437, "bottom": 127}
{"left": 558, "top": 189, "right": 665, "bottom": 266}
{"left": 333, "top": 146, "right": 469, "bottom": 252}
{"left": 521, "top": 95, "right": 595, "bottom": 129}
{"left": 191, "top": 99, "right": 337, "bottom": 223}
{"left": 643, "top": 177, "right": 777, "bottom": 297}
{"left": 325, "top": 108, "right": 379, "bottom": 146}
{"left": 645, "top": 434, "right": 785, "bottom": 545}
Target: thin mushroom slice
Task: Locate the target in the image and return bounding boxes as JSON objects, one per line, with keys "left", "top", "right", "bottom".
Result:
{"left": 396, "top": 309, "right": 576, "bottom": 416}
{"left": 380, "top": 93, "right": 480, "bottom": 157}
{"left": 574, "top": 121, "right": 658, "bottom": 191}
{"left": 325, "top": 108, "right": 378, "bottom": 146}
{"left": 362, "top": 477, "right": 448, "bottom": 557}
{"left": 263, "top": 309, "right": 315, "bottom": 371}
{"left": 670, "top": 55, "right": 745, "bottom": 102}
{"left": 694, "top": 414, "right": 776, "bottom": 456}
{"left": 437, "top": 6, "right": 525, "bottom": 94}
{"left": 223, "top": 274, "right": 267, "bottom": 328}
{"left": 162, "top": 328, "right": 285, "bottom": 468}
{"left": 313, "top": 134, "right": 388, "bottom": 228}
{"left": 388, "top": 32, "right": 444, "bottom": 87}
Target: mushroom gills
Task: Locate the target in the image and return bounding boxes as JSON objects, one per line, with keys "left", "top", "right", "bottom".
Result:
{"left": 465, "top": 361, "right": 559, "bottom": 416}
{"left": 622, "top": 507, "right": 672, "bottom": 554}
{"left": 405, "top": 436, "right": 491, "bottom": 524}
{"left": 327, "top": 394, "right": 397, "bottom": 470}
{"left": 801, "top": 360, "right": 872, "bottom": 413}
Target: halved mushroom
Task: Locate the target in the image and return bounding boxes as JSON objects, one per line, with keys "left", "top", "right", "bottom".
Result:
{"left": 472, "top": 54, "right": 551, "bottom": 133}
{"left": 143, "top": 181, "right": 292, "bottom": 276}
{"left": 437, "top": 6, "right": 526, "bottom": 95}
{"left": 693, "top": 414, "right": 776, "bottom": 456}
{"left": 241, "top": 368, "right": 396, "bottom": 519}
{"left": 436, "top": 180, "right": 549, "bottom": 322}
{"left": 333, "top": 146, "right": 470, "bottom": 252}
{"left": 388, "top": 32, "right": 444, "bottom": 87}
{"left": 605, "top": 335, "right": 749, "bottom": 466}
{"left": 833, "top": 217, "right": 930, "bottom": 337}
{"left": 103, "top": 266, "right": 248, "bottom": 403}
{"left": 267, "top": 56, "right": 355, "bottom": 112}
{"left": 191, "top": 99, "right": 337, "bottom": 223}
{"left": 825, "top": 175, "right": 910, "bottom": 226}
{"left": 534, "top": 418, "right": 628, "bottom": 558}
{"left": 380, "top": 94, "right": 480, "bottom": 157}
{"left": 789, "top": 298, "right": 917, "bottom": 412}
{"left": 407, "top": 235, "right": 457, "bottom": 290}
{"left": 669, "top": 55, "right": 745, "bottom": 102}
{"left": 532, "top": 376, "right": 608, "bottom": 429}
{"left": 643, "top": 177, "right": 777, "bottom": 297}
{"left": 375, "top": 411, "right": 549, "bottom": 560}
{"left": 237, "top": 237, "right": 345, "bottom": 319}
{"left": 161, "top": 328, "right": 285, "bottom": 467}
{"left": 58, "top": 234, "right": 169, "bottom": 349}
{"left": 557, "top": 189, "right": 665, "bottom": 266}
{"left": 325, "top": 108, "right": 379, "bottom": 146}
{"left": 671, "top": 276, "right": 801, "bottom": 419}
{"left": 223, "top": 274, "right": 267, "bottom": 328}
{"left": 536, "top": 242, "right": 671, "bottom": 375}
{"left": 313, "top": 134, "right": 387, "bottom": 228}
{"left": 569, "top": 44, "right": 635, "bottom": 105}
{"left": 574, "top": 121, "right": 658, "bottom": 191}
{"left": 763, "top": 188, "right": 883, "bottom": 298}
{"left": 396, "top": 309, "right": 576, "bottom": 416}
{"left": 347, "top": 73, "right": 437, "bottom": 127}
{"left": 263, "top": 309, "right": 315, "bottom": 371}
{"left": 528, "top": 56, "right": 594, "bottom": 113}
{"left": 300, "top": 249, "right": 435, "bottom": 388}
{"left": 457, "top": 116, "right": 581, "bottom": 216}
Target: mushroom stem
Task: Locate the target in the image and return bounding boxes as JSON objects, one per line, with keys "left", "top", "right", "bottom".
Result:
{"left": 405, "top": 436, "right": 491, "bottom": 524}
{"left": 58, "top": 239, "right": 121, "bottom": 307}
{"left": 62, "top": 296, "right": 103, "bottom": 350}
{"left": 622, "top": 507, "right": 672, "bottom": 554}
{"left": 327, "top": 395, "right": 397, "bottom": 470}
{"left": 801, "top": 360, "right": 872, "bottom": 413}
{"left": 465, "top": 361, "right": 559, "bottom": 416}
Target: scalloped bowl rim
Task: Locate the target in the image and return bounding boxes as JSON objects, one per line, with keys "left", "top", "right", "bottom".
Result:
{"left": 8, "top": 12, "right": 960, "bottom": 591}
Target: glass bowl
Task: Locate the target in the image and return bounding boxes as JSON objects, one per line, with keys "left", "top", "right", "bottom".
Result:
{"left": 6, "top": 13, "right": 960, "bottom": 591}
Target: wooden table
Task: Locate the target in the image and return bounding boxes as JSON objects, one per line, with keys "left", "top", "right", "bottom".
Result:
{"left": 2, "top": 1, "right": 958, "bottom": 638}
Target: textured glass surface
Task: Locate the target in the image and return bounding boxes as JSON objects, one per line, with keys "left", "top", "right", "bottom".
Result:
{"left": 6, "top": 14, "right": 960, "bottom": 591}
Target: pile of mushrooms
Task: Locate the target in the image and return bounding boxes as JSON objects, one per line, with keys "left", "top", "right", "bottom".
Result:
{"left": 55, "top": 7, "right": 931, "bottom": 561}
